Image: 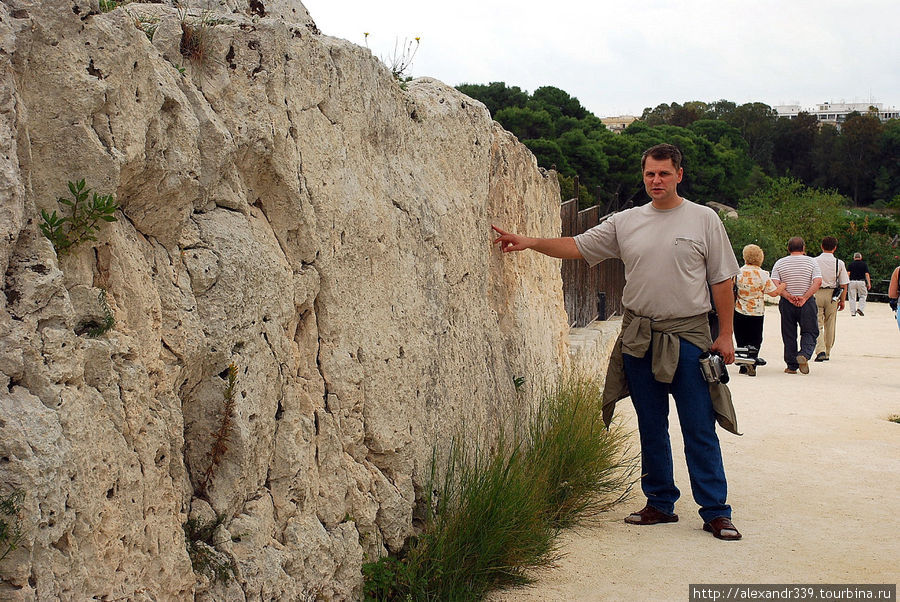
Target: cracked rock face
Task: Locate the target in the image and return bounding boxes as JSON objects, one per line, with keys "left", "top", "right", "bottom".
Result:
{"left": 0, "top": 0, "right": 568, "bottom": 599}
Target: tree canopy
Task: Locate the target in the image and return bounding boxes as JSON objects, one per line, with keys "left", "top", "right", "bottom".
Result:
{"left": 457, "top": 82, "right": 900, "bottom": 209}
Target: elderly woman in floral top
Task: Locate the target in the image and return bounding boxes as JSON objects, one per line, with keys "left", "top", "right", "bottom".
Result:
{"left": 734, "top": 244, "right": 786, "bottom": 376}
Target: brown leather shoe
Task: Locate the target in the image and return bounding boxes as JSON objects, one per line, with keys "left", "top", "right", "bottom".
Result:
{"left": 703, "top": 516, "right": 742, "bottom": 540}
{"left": 624, "top": 504, "right": 678, "bottom": 525}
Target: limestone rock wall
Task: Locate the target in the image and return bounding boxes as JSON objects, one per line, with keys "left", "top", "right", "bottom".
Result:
{"left": 0, "top": 0, "right": 569, "bottom": 599}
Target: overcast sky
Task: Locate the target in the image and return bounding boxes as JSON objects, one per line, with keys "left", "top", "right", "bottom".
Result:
{"left": 302, "top": 0, "right": 899, "bottom": 118}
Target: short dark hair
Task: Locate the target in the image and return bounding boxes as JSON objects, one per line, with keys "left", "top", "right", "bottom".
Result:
{"left": 641, "top": 143, "right": 683, "bottom": 171}
{"left": 788, "top": 236, "right": 805, "bottom": 252}
{"left": 821, "top": 236, "right": 837, "bottom": 251}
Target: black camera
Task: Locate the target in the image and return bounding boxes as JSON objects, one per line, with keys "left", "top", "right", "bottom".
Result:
{"left": 831, "top": 287, "right": 842, "bottom": 302}
{"left": 699, "top": 351, "right": 729, "bottom": 384}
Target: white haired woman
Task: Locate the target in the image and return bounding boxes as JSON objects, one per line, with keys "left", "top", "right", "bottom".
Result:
{"left": 734, "top": 244, "right": 786, "bottom": 375}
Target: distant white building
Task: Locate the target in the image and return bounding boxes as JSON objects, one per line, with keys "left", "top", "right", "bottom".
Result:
{"left": 600, "top": 115, "right": 637, "bottom": 133}
{"left": 774, "top": 101, "right": 900, "bottom": 128}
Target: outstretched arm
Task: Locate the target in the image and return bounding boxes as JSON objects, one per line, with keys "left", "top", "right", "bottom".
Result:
{"left": 492, "top": 225, "right": 583, "bottom": 259}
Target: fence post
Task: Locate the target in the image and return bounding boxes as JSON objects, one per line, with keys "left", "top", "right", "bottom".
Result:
{"left": 573, "top": 175, "right": 579, "bottom": 203}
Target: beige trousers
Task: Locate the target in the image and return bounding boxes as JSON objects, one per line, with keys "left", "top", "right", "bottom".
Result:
{"left": 814, "top": 288, "right": 839, "bottom": 357}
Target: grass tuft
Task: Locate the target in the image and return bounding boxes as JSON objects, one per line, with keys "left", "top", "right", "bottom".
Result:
{"left": 362, "top": 373, "right": 636, "bottom": 600}
{"left": 0, "top": 490, "right": 25, "bottom": 562}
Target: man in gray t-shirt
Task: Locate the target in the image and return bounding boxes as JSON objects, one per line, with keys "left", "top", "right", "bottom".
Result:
{"left": 492, "top": 144, "right": 742, "bottom": 541}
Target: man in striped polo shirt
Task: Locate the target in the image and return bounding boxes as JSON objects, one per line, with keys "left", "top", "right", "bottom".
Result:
{"left": 770, "top": 237, "right": 822, "bottom": 374}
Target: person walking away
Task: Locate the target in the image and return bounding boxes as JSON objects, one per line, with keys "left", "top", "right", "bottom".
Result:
{"left": 889, "top": 266, "right": 900, "bottom": 332}
{"left": 846, "top": 252, "right": 871, "bottom": 316}
{"left": 492, "top": 143, "right": 743, "bottom": 541}
{"left": 770, "top": 237, "right": 822, "bottom": 374}
{"left": 812, "top": 237, "right": 849, "bottom": 361}
{"left": 734, "top": 244, "right": 785, "bottom": 376}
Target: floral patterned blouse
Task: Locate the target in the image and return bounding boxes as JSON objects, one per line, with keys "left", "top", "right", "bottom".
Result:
{"left": 735, "top": 264, "right": 777, "bottom": 316}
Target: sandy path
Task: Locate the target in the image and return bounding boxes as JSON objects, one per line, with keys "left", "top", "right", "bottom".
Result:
{"left": 492, "top": 302, "right": 900, "bottom": 601}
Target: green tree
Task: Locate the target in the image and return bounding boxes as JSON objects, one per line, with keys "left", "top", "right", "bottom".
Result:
{"left": 723, "top": 178, "right": 848, "bottom": 270}
{"left": 721, "top": 102, "right": 778, "bottom": 172}
{"left": 836, "top": 214, "right": 900, "bottom": 281}
{"left": 456, "top": 82, "right": 528, "bottom": 116}
{"left": 773, "top": 112, "right": 819, "bottom": 181}
{"left": 839, "top": 112, "right": 883, "bottom": 204}
{"left": 811, "top": 124, "right": 842, "bottom": 191}
{"left": 877, "top": 119, "right": 900, "bottom": 203}
{"left": 556, "top": 129, "right": 608, "bottom": 196}
{"left": 688, "top": 119, "right": 755, "bottom": 202}
{"left": 530, "top": 86, "right": 588, "bottom": 120}
{"left": 640, "top": 103, "right": 672, "bottom": 126}
{"left": 522, "top": 138, "right": 571, "bottom": 174}
{"left": 594, "top": 132, "right": 643, "bottom": 207}
{"left": 669, "top": 101, "right": 708, "bottom": 127}
{"left": 706, "top": 99, "right": 738, "bottom": 120}
{"left": 495, "top": 106, "right": 555, "bottom": 140}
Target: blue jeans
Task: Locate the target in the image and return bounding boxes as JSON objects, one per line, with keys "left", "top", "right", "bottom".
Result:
{"left": 623, "top": 338, "right": 731, "bottom": 523}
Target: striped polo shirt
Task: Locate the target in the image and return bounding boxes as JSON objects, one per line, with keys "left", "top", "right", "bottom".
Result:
{"left": 770, "top": 254, "right": 822, "bottom": 296}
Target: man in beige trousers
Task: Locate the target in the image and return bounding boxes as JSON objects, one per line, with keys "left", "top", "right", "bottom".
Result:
{"left": 813, "top": 236, "right": 849, "bottom": 362}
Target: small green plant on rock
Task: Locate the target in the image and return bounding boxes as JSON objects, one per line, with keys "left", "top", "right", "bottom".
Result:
{"left": 0, "top": 490, "right": 25, "bottom": 562}
{"left": 40, "top": 180, "right": 119, "bottom": 257}
{"left": 198, "top": 364, "right": 238, "bottom": 497}
{"left": 128, "top": 10, "right": 160, "bottom": 41}
{"left": 178, "top": 8, "right": 232, "bottom": 69}
{"left": 85, "top": 288, "right": 115, "bottom": 337}
{"left": 99, "top": 0, "right": 129, "bottom": 13}
{"left": 364, "top": 33, "right": 421, "bottom": 82}
{"left": 183, "top": 514, "right": 234, "bottom": 583}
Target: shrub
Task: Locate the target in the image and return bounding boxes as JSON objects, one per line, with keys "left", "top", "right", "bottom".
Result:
{"left": 837, "top": 216, "right": 900, "bottom": 281}
{"left": 362, "top": 374, "right": 636, "bottom": 600}
{"left": 198, "top": 364, "right": 238, "bottom": 497}
{"left": 364, "top": 33, "right": 421, "bottom": 82}
{"left": 183, "top": 514, "right": 234, "bottom": 583}
{"left": 724, "top": 178, "right": 847, "bottom": 270}
{"left": 82, "top": 288, "right": 115, "bottom": 337}
{"left": 39, "top": 180, "right": 118, "bottom": 257}
{"left": 128, "top": 11, "right": 160, "bottom": 42}
{"left": 0, "top": 490, "right": 25, "bottom": 562}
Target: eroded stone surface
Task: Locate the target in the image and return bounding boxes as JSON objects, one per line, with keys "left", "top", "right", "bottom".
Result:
{"left": 0, "top": 1, "right": 568, "bottom": 598}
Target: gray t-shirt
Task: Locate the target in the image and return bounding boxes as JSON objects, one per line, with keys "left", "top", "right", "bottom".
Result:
{"left": 573, "top": 199, "right": 739, "bottom": 320}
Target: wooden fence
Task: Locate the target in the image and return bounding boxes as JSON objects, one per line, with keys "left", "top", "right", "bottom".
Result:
{"left": 560, "top": 180, "right": 625, "bottom": 327}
